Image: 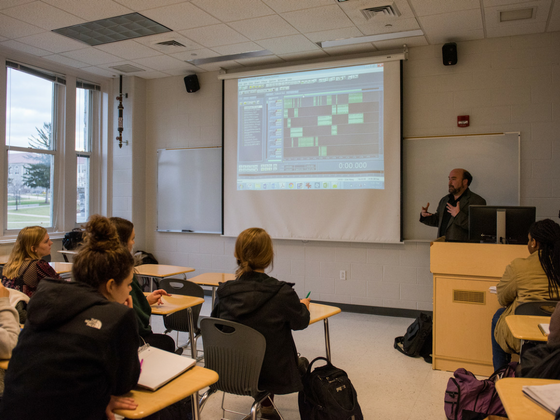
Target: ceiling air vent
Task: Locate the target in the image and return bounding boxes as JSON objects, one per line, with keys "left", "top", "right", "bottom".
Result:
{"left": 109, "top": 64, "right": 145, "bottom": 73}
{"left": 156, "top": 40, "right": 186, "bottom": 47}
{"left": 361, "top": 3, "right": 401, "bottom": 20}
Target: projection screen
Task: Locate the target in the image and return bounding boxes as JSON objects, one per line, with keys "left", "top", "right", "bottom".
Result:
{"left": 222, "top": 55, "right": 403, "bottom": 243}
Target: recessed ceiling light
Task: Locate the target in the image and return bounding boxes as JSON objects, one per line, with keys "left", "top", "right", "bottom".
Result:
{"left": 500, "top": 8, "right": 534, "bottom": 22}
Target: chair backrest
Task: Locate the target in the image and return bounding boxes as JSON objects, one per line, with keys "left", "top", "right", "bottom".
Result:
{"left": 159, "top": 278, "right": 205, "bottom": 332}
{"left": 200, "top": 317, "right": 266, "bottom": 398}
{"left": 515, "top": 300, "right": 559, "bottom": 316}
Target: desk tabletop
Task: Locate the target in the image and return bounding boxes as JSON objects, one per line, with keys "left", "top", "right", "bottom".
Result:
{"left": 57, "top": 250, "right": 78, "bottom": 255}
{"left": 144, "top": 293, "right": 205, "bottom": 315}
{"left": 189, "top": 272, "right": 235, "bottom": 287}
{"left": 135, "top": 264, "right": 195, "bottom": 278}
{"left": 506, "top": 315, "right": 550, "bottom": 342}
{"left": 0, "top": 255, "right": 8, "bottom": 265}
{"left": 49, "top": 262, "right": 73, "bottom": 274}
{"left": 309, "top": 303, "right": 341, "bottom": 325}
{"left": 496, "top": 378, "right": 560, "bottom": 420}
{"left": 0, "top": 359, "right": 9, "bottom": 370}
{"left": 114, "top": 366, "right": 218, "bottom": 419}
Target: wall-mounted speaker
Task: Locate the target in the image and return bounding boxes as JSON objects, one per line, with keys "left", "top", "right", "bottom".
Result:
{"left": 184, "top": 74, "right": 200, "bottom": 93}
{"left": 442, "top": 42, "right": 457, "bottom": 66}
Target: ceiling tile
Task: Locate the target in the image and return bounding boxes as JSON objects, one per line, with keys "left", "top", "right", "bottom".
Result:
{"left": 408, "top": 0, "right": 480, "bottom": 17}
{"left": 282, "top": 5, "right": 354, "bottom": 33}
{"left": 257, "top": 34, "right": 321, "bottom": 55}
{"left": 133, "top": 54, "right": 195, "bottom": 71}
{"left": 323, "top": 42, "right": 378, "bottom": 56}
{"left": 483, "top": 0, "right": 546, "bottom": 6}
{"left": 357, "top": 17, "right": 421, "bottom": 36}
{"left": 305, "top": 27, "right": 364, "bottom": 43}
{"left": 549, "top": 1, "right": 560, "bottom": 31}
{"left": 62, "top": 48, "right": 122, "bottom": 65}
{"left": 211, "top": 41, "right": 265, "bottom": 55}
{"left": 234, "top": 54, "right": 284, "bottom": 67}
{"left": 372, "top": 35, "right": 429, "bottom": 49}
{"left": 81, "top": 65, "right": 118, "bottom": 78}
{"left": 43, "top": 53, "right": 89, "bottom": 68}
{"left": 42, "top": 0, "right": 132, "bottom": 21}
{"left": 170, "top": 48, "right": 220, "bottom": 62}
{"left": 192, "top": 0, "right": 275, "bottom": 22}
{"left": 0, "top": 13, "right": 44, "bottom": 38}
{"left": 113, "top": 0, "right": 184, "bottom": 11}
{"left": 163, "top": 66, "right": 206, "bottom": 76}
{"left": 0, "top": 0, "right": 34, "bottom": 9}
{"left": 278, "top": 49, "right": 328, "bottom": 62}
{"left": 486, "top": 21, "right": 547, "bottom": 37}
{"left": 142, "top": 2, "right": 220, "bottom": 31}
{"left": 228, "top": 15, "right": 298, "bottom": 40}
{"left": 2, "top": 1, "right": 84, "bottom": 30}
{"left": 419, "top": 9, "right": 484, "bottom": 44}
{"left": 17, "top": 31, "right": 88, "bottom": 53}
{"left": 262, "top": 0, "right": 332, "bottom": 14}
{"left": 95, "top": 39, "right": 161, "bottom": 60}
{"left": 134, "top": 33, "right": 203, "bottom": 53}
{"left": 0, "top": 39, "right": 51, "bottom": 56}
{"left": 134, "top": 70, "right": 172, "bottom": 79}
{"left": 339, "top": 0, "right": 416, "bottom": 24}
{"left": 179, "top": 24, "right": 249, "bottom": 47}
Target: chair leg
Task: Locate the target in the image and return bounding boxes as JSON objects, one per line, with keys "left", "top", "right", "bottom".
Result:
{"left": 198, "top": 388, "right": 216, "bottom": 412}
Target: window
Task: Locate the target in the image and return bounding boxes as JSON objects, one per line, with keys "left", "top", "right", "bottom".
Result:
{"left": 76, "top": 87, "right": 93, "bottom": 224}
{"left": 6, "top": 66, "right": 57, "bottom": 230}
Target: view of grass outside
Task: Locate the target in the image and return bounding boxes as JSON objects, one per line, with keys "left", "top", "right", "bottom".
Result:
{"left": 7, "top": 193, "right": 51, "bottom": 230}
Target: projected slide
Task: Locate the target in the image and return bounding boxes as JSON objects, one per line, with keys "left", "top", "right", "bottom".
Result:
{"left": 237, "top": 64, "right": 384, "bottom": 190}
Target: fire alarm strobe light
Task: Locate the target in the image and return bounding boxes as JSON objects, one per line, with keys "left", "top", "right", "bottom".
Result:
{"left": 457, "top": 115, "right": 470, "bottom": 127}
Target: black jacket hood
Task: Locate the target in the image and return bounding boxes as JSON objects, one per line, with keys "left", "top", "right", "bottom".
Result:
{"left": 26, "top": 278, "right": 109, "bottom": 331}
{"left": 216, "top": 271, "right": 292, "bottom": 318}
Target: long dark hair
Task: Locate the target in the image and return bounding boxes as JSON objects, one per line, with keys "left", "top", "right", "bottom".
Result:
{"left": 109, "top": 217, "right": 134, "bottom": 248}
{"left": 529, "top": 219, "right": 560, "bottom": 298}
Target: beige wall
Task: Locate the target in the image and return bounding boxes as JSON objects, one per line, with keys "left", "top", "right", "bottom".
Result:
{"left": 140, "top": 32, "right": 559, "bottom": 310}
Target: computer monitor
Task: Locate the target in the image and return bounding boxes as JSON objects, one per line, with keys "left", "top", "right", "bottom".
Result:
{"left": 469, "top": 206, "right": 536, "bottom": 244}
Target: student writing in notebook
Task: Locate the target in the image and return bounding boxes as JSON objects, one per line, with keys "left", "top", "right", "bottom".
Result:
{"left": 212, "top": 227, "right": 310, "bottom": 419}
{"left": 0, "top": 215, "right": 140, "bottom": 420}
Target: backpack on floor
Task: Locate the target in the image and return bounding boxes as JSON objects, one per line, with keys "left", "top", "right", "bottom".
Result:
{"left": 394, "top": 312, "right": 433, "bottom": 363}
{"left": 444, "top": 362, "right": 517, "bottom": 420}
{"left": 62, "top": 228, "right": 83, "bottom": 250}
{"left": 299, "top": 357, "right": 363, "bottom": 420}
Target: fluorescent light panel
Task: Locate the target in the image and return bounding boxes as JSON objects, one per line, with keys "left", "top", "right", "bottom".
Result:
{"left": 500, "top": 8, "right": 534, "bottom": 22}
{"left": 319, "top": 29, "right": 423, "bottom": 48}
{"left": 187, "top": 49, "right": 273, "bottom": 66}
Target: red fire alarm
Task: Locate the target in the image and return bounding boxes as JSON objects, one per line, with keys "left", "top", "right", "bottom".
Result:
{"left": 457, "top": 115, "right": 470, "bottom": 127}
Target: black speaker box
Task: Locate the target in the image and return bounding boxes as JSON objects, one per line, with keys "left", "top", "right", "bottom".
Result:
{"left": 184, "top": 74, "right": 200, "bottom": 93}
{"left": 442, "top": 43, "right": 457, "bottom": 66}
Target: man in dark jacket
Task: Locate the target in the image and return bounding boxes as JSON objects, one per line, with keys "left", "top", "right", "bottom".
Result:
{"left": 420, "top": 168, "right": 486, "bottom": 241}
{"left": 211, "top": 271, "right": 310, "bottom": 395}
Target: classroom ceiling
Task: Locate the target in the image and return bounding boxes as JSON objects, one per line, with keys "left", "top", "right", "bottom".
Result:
{"left": 0, "top": 0, "right": 558, "bottom": 79}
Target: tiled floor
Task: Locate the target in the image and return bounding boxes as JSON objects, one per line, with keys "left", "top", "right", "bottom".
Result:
{"left": 151, "top": 296, "right": 452, "bottom": 420}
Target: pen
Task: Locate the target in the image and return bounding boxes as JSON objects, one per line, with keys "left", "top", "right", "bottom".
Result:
{"left": 306, "top": 291, "right": 311, "bottom": 299}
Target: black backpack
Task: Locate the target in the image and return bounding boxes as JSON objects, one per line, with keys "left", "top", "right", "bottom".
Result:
{"left": 394, "top": 312, "right": 433, "bottom": 363}
{"left": 62, "top": 228, "right": 83, "bottom": 250}
{"left": 298, "top": 357, "right": 363, "bottom": 420}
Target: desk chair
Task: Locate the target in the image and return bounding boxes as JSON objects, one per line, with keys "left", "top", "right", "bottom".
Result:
{"left": 515, "top": 300, "right": 558, "bottom": 316}
{"left": 159, "top": 278, "right": 204, "bottom": 358}
{"left": 199, "top": 317, "right": 284, "bottom": 420}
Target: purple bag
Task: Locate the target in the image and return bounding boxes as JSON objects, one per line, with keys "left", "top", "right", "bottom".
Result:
{"left": 444, "top": 363, "right": 517, "bottom": 420}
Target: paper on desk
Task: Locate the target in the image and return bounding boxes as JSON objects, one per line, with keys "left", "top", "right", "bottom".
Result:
{"left": 539, "top": 323, "right": 550, "bottom": 336}
{"left": 522, "top": 383, "right": 560, "bottom": 414}
{"left": 489, "top": 286, "right": 497, "bottom": 294}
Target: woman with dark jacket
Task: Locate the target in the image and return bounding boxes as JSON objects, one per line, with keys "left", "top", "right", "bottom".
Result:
{"left": 211, "top": 227, "right": 310, "bottom": 419}
{"left": 0, "top": 215, "right": 140, "bottom": 420}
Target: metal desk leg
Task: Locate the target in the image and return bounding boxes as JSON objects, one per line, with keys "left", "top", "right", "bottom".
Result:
{"left": 211, "top": 286, "right": 217, "bottom": 309}
{"left": 191, "top": 393, "right": 200, "bottom": 420}
{"left": 323, "top": 318, "right": 332, "bottom": 362}
{"left": 187, "top": 306, "right": 200, "bottom": 420}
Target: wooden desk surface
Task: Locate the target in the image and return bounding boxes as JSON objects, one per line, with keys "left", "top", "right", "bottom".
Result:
{"left": 0, "top": 255, "right": 8, "bottom": 265}
{"left": 57, "top": 250, "right": 78, "bottom": 255}
{"left": 189, "top": 272, "right": 235, "bottom": 287}
{"left": 506, "top": 315, "right": 550, "bottom": 342}
{"left": 0, "top": 359, "right": 9, "bottom": 370}
{"left": 49, "top": 262, "right": 73, "bottom": 274}
{"left": 135, "top": 264, "right": 195, "bottom": 278}
{"left": 144, "top": 293, "right": 205, "bottom": 315}
{"left": 114, "top": 366, "right": 218, "bottom": 419}
{"left": 496, "top": 378, "right": 560, "bottom": 420}
{"left": 309, "top": 303, "right": 341, "bottom": 325}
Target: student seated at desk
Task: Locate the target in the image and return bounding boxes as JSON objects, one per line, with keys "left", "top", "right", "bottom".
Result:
{"left": 0, "top": 283, "right": 20, "bottom": 396}
{"left": 1, "top": 226, "right": 61, "bottom": 298}
{"left": 492, "top": 219, "right": 560, "bottom": 370}
{"left": 211, "top": 227, "right": 310, "bottom": 419}
{"left": 0, "top": 215, "right": 140, "bottom": 420}
{"left": 109, "top": 217, "right": 177, "bottom": 353}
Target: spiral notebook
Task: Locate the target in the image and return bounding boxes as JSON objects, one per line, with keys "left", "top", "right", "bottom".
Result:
{"left": 137, "top": 344, "right": 196, "bottom": 391}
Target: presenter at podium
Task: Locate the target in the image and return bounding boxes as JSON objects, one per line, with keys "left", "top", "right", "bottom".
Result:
{"left": 419, "top": 168, "right": 486, "bottom": 242}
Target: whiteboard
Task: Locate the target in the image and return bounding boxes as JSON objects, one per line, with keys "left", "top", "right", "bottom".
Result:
{"left": 157, "top": 147, "right": 222, "bottom": 234}
{"left": 403, "top": 132, "right": 520, "bottom": 241}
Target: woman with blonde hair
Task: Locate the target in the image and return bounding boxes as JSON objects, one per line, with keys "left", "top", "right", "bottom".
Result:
{"left": 0, "top": 215, "right": 140, "bottom": 420}
{"left": 1, "top": 226, "right": 61, "bottom": 297}
{"left": 211, "top": 227, "right": 310, "bottom": 419}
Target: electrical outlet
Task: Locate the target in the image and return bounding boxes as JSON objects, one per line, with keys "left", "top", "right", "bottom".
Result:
{"left": 340, "top": 270, "right": 346, "bottom": 281}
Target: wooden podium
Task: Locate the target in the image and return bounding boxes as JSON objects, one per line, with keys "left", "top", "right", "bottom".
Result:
{"left": 431, "top": 241, "right": 528, "bottom": 376}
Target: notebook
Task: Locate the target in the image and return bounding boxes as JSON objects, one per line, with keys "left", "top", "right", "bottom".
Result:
{"left": 522, "top": 383, "right": 560, "bottom": 414}
{"left": 137, "top": 344, "right": 196, "bottom": 391}
{"left": 539, "top": 323, "right": 550, "bottom": 336}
